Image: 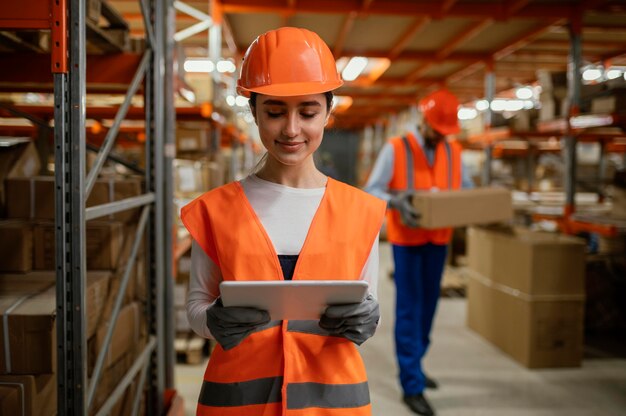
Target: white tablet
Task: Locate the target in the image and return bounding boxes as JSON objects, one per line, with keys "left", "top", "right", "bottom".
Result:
{"left": 219, "top": 280, "right": 369, "bottom": 321}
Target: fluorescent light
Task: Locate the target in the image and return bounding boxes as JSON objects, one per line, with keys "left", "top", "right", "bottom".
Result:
{"left": 216, "top": 60, "right": 236, "bottom": 73}
{"left": 475, "top": 100, "right": 489, "bottom": 111}
{"left": 523, "top": 100, "right": 535, "bottom": 110}
{"left": 458, "top": 107, "right": 478, "bottom": 120}
{"left": 244, "top": 113, "right": 255, "bottom": 123}
{"left": 490, "top": 99, "right": 507, "bottom": 111}
{"left": 582, "top": 68, "right": 602, "bottom": 81}
{"left": 184, "top": 58, "right": 214, "bottom": 73}
{"left": 515, "top": 86, "right": 533, "bottom": 100}
{"left": 341, "top": 57, "right": 368, "bottom": 81}
{"left": 607, "top": 69, "right": 622, "bottom": 80}
{"left": 504, "top": 100, "right": 524, "bottom": 112}
{"left": 226, "top": 95, "right": 235, "bottom": 106}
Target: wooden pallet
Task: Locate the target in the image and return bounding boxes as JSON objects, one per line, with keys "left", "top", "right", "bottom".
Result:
{"left": 174, "top": 334, "right": 205, "bottom": 365}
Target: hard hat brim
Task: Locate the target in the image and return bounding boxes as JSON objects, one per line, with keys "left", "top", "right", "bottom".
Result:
{"left": 237, "top": 80, "right": 344, "bottom": 98}
{"left": 431, "top": 123, "right": 460, "bottom": 136}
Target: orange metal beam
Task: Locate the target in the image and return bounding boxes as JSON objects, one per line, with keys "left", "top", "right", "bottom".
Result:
{"left": 387, "top": 17, "right": 431, "bottom": 60}
{"left": 215, "top": 0, "right": 591, "bottom": 19}
{"left": 333, "top": 11, "right": 358, "bottom": 58}
{"left": 506, "top": 0, "right": 531, "bottom": 17}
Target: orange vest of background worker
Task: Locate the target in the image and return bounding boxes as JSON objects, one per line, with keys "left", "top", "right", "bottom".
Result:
{"left": 181, "top": 179, "right": 385, "bottom": 415}
{"left": 386, "top": 133, "right": 462, "bottom": 245}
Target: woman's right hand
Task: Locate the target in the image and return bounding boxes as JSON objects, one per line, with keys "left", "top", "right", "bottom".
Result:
{"left": 206, "top": 298, "right": 271, "bottom": 350}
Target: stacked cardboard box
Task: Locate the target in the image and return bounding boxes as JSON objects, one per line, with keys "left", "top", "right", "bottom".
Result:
{"left": 0, "top": 139, "right": 41, "bottom": 217}
{"left": 5, "top": 176, "right": 142, "bottom": 223}
{"left": 0, "top": 373, "right": 56, "bottom": 416}
{"left": 0, "top": 220, "right": 33, "bottom": 272}
{"left": 466, "top": 226, "right": 586, "bottom": 368}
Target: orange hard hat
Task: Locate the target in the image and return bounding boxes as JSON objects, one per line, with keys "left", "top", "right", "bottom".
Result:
{"left": 237, "top": 27, "right": 343, "bottom": 97}
{"left": 418, "top": 89, "right": 460, "bottom": 135}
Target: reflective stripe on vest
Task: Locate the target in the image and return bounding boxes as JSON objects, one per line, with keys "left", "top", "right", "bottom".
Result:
{"left": 387, "top": 133, "right": 462, "bottom": 246}
{"left": 181, "top": 178, "right": 386, "bottom": 415}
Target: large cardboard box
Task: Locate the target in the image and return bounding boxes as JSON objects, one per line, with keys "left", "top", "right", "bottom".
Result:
{"left": 467, "top": 226, "right": 586, "bottom": 296}
{"left": 611, "top": 186, "right": 626, "bottom": 219}
{"left": 467, "top": 272, "right": 584, "bottom": 368}
{"left": 0, "top": 373, "right": 56, "bottom": 416}
{"left": 33, "top": 220, "right": 124, "bottom": 270}
{"left": 411, "top": 187, "right": 513, "bottom": 229}
{"left": 176, "top": 126, "right": 209, "bottom": 152}
{"left": 5, "top": 176, "right": 142, "bottom": 222}
{"left": 0, "top": 220, "right": 33, "bottom": 272}
{"left": 0, "top": 271, "right": 111, "bottom": 374}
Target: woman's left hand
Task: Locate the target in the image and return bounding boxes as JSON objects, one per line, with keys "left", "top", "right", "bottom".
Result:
{"left": 319, "top": 294, "right": 380, "bottom": 345}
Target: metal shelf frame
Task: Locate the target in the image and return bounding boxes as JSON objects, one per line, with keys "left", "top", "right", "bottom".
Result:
{"left": 45, "top": 0, "right": 175, "bottom": 414}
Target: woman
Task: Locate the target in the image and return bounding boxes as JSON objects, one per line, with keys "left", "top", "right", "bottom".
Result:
{"left": 182, "top": 27, "right": 386, "bottom": 416}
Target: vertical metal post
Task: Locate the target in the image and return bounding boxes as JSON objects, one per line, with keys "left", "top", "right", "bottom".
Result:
{"left": 526, "top": 145, "right": 535, "bottom": 192}
{"left": 565, "top": 15, "right": 582, "bottom": 216}
{"left": 598, "top": 141, "right": 606, "bottom": 199}
{"left": 146, "top": 0, "right": 166, "bottom": 412}
{"left": 163, "top": 0, "right": 177, "bottom": 389}
{"left": 482, "top": 60, "right": 495, "bottom": 186}
{"left": 56, "top": 0, "right": 87, "bottom": 413}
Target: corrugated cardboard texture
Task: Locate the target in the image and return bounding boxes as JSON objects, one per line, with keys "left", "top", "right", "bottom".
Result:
{"left": 412, "top": 187, "right": 513, "bottom": 229}
{"left": 467, "top": 273, "right": 584, "bottom": 368}
{"left": 0, "top": 220, "right": 33, "bottom": 272}
{"left": 33, "top": 221, "right": 124, "bottom": 270}
{"left": 0, "top": 139, "right": 41, "bottom": 217}
{"left": 0, "top": 271, "right": 111, "bottom": 374}
{"left": 0, "top": 374, "right": 56, "bottom": 416}
{"left": 467, "top": 226, "right": 586, "bottom": 295}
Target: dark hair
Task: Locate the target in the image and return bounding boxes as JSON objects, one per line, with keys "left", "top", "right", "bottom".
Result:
{"left": 249, "top": 91, "right": 334, "bottom": 113}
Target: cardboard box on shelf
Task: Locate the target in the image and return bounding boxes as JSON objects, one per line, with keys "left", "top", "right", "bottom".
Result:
{"left": 0, "top": 138, "right": 41, "bottom": 216}
{"left": 90, "top": 302, "right": 141, "bottom": 373}
{"left": 611, "top": 186, "right": 626, "bottom": 218}
{"left": 411, "top": 187, "right": 513, "bottom": 229}
{"left": 0, "top": 373, "right": 56, "bottom": 416}
{"left": 467, "top": 226, "right": 586, "bottom": 296}
{"left": 0, "top": 220, "right": 33, "bottom": 272}
{"left": 0, "top": 271, "right": 111, "bottom": 374}
{"left": 176, "top": 125, "right": 210, "bottom": 152}
{"left": 33, "top": 220, "right": 124, "bottom": 270}
{"left": 5, "top": 176, "right": 142, "bottom": 222}
{"left": 467, "top": 271, "right": 584, "bottom": 368}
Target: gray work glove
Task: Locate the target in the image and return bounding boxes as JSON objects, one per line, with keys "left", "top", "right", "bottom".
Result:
{"left": 389, "top": 191, "right": 420, "bottom": 228}
{"left": 206, "top": 298, "right": 271, "bottom": 351}
{"left": 319, "top": 294, "right": 380, "bottom": 346}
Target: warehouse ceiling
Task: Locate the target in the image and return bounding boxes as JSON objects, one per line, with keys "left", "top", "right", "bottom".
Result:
{"left": 2, "top": 0, "right": 626, "bottom": 130}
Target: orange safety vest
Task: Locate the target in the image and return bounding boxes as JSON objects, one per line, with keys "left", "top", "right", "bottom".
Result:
{"left": 387, "top": 132, "right": 462, "bottom": 246}
{"left": 181, "top": 177, "right": 386, "bottom": 416}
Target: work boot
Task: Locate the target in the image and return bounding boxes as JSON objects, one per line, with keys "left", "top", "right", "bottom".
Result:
{"left": 403, "top": 393, "right": 435, "bottom": 415}
{"left": 425, "top": 374, "right": 438, "bottom": 389}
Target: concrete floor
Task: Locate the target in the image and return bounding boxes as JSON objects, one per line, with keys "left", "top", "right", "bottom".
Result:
{"left": 175, "top": 242, "right": 626, "bottom": 415}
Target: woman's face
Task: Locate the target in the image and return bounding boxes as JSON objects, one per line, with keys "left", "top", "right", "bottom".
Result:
{"left": 253, "top": 93, "right": 329, "bottom": 167}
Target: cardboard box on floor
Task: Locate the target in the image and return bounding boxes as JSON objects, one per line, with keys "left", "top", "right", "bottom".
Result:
{"left": 0, "top": 373, "right": 56, "bottom": 416}
{"left": 467, "top": 225, "right": 586, "bottom": 296}
{"left": 33, "top": 220, "right": 124, "bottom": 270}
{"left": 0, "top": 271, "right": 111, "bottom": 374}
{"left": 0, "top": 220, "right": 33, "bottom": 272}
{"left": 5, "top": 176, "right": 142, "bottom": 222}
{"left": 411, "top": 187, "right": 513, "bottom": 229}
{"left": 467, "top": 272, "right": 584, "bottom": 368}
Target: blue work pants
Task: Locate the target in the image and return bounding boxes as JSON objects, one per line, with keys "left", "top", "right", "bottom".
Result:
{"left": 392, "top": 243, "right": 448, "bottom": 395}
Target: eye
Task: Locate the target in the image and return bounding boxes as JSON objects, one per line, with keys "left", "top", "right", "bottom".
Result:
{"left": 266, "top": 111, "right": 284, "bottom": 118}
{"left": 301, "top": 112, "right": 318, "bottom": 119}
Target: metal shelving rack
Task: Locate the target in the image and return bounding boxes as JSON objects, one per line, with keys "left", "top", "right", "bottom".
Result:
{"left": 0, "top": 0, "right": 174, "bottom": 414}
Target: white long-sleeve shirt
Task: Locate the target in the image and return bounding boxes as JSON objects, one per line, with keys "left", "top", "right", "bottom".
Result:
{"left": 186, "top": 174, "right": 380, "bottom": 339}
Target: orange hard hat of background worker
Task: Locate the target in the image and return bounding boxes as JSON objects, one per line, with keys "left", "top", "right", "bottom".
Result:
{"left": 237, "top": 27, "right": 343, "bottom": 97}
{"left": 418, "top": 89, "right": 460, "bottom": 136}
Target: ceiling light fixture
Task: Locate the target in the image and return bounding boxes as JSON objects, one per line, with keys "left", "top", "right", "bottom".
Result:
{"left": 341, "top": 57, "right": 368, "bottom": 82}
{"left": 184, "top": 58, "right": 215, "bottom": 73}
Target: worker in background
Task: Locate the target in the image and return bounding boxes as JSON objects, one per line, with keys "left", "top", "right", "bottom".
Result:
{"left": 364, "top": 89, "right": 474, "bottom": 416}
{"left": 182, "top": 27, "right": 386, "bottom": 416}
